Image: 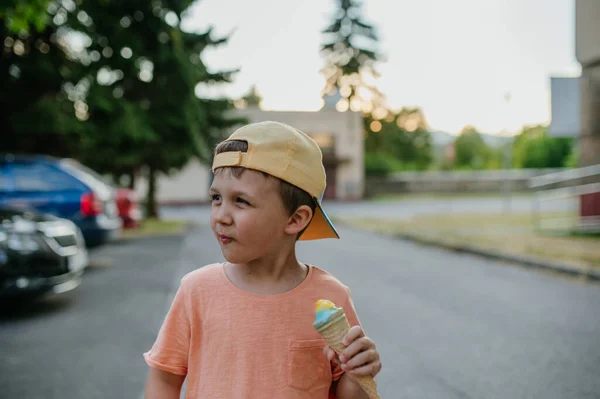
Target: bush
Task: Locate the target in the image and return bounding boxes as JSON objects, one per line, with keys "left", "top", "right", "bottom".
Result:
{"left": 365, "top": 152, "right": 403, "bottom": 177}
{"left": 563, "top": 146, "right": 579, "bottom": 168}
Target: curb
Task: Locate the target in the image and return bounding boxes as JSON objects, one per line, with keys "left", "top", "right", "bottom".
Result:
{"left": 117, "top": 221, "right": 196, "bottom": 243}
{"left": 393, "top": 232, "right": 600, "bottom": 282}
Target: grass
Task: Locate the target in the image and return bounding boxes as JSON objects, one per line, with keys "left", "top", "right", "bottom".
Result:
{"left": 120, "top": 218, "right": 188, "bottom": 239}
{"left": 339, "top": 211, "right": 600, "bottom": 269}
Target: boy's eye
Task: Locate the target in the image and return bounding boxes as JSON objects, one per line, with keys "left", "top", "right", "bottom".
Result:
{"left": 236, "top": 197, "right": 250, "bottom": 205}
{"left": 210, "top": 194, "right": 221, "bottom": 202}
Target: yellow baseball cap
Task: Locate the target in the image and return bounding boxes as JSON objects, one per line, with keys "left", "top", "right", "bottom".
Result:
{"left": 212, "top": 121, "right": 339, "bottom": 240}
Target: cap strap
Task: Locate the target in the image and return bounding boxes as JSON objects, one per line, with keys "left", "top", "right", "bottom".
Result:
{"left": 212, "top": 151, "right": 247, "bottom": 172}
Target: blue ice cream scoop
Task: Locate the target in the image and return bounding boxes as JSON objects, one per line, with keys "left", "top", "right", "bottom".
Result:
{"left": 313, "top": 299, "right": 343, "bottom": 329}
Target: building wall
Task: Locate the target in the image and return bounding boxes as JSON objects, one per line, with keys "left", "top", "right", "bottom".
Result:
{"left": 576, "top": 0, "right": 600, "bottom": 167}
{"left": 549, "top": 77, "right": 580, "bottom": 138}
{"left": 579, "top": 65, "right": 600, "bottom": 166}
{"left": 135, "top": 108, "right": 365, "bottom": 204}
{"left": 234, "top": 108, "right": 364, "bottom": 200}
{"left": 576, "top": 0, "right": 600, "bottom": 66}
{"left": 134, "top": 160, "right": 211, "bottom": 205}
{"left": 575, "top": 0, "right": 600, "bottom": 223}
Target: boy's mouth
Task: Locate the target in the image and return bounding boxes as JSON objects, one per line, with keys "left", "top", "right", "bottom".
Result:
{"left": 218, "top": 234, "right": 233, "bottom": 244}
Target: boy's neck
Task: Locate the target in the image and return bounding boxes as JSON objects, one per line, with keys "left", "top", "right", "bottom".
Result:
{"left": 225, "top": 247, "right": 309, "bottom": 295}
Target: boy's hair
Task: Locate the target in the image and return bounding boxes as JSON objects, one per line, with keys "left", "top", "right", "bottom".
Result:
{"left": 214, "top": 140, "right": 317, "bottom": 219}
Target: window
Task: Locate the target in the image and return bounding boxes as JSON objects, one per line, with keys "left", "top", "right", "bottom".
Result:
{"left": 12, "top": 162, "right": 84, "bottom": 192}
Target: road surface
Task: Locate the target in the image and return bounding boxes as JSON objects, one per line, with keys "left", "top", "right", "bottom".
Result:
{"left": 1, "top": 217, "right": 598, "bottom": 398}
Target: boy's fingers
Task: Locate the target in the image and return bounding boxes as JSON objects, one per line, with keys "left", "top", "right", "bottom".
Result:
{"left": 342, "top": 325, "right": 365, "bottom": 346}
{"left": 322, "top": 346, "right": 331, "bottom": 357}
{"left": 323, "top": 346, "right": 339, "bottom": 364}
{"left": 348, "top": 358, "right": 382, "bottom": 377}
{"left": 340, "top": 337, "right": 373, "bottom": 363}
{"left": 342, "top": 348, "right": 378, "bottom": 371}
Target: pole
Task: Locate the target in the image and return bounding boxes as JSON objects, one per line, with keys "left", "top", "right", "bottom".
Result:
{"left": 503, "top": 92, "right": 512, "bottom": 214}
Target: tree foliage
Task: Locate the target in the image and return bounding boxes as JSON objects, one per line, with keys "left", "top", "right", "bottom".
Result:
{"left": 1, "top": 0, "right": 242, "bottom": 217}
{"left": 364, "top": 107, "right": 433, "bottom": 174}
{"left": 512, "top": 125, "right": 573, "bottom": 169}
{"left": 453, "top": 125, "right": 490, "bottom": 169}
{"left": 1, "top": 0, "right": 52, "bottom": 33}
{"left": 234, "top": 84, "right": 262, "bottom": 109}
{"left": 320, "top": 0, "right": 385, "bottom": 114}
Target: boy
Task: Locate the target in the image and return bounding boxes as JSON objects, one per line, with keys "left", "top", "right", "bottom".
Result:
{"left": 143, "top": 121, "right": 382, "bottom": 398}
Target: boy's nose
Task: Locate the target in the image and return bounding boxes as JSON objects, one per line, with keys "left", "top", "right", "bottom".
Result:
{"left": 214, "top": 203, "right": 233, "bottom": 225}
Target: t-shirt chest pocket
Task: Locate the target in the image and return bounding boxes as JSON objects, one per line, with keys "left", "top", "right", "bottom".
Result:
{"left": 287, "top": 339, "right": 331, "bottom": 391}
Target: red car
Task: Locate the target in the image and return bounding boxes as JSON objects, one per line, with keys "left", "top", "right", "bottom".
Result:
{"left": 116, "top": 188, "right": 142, "bottom": 229}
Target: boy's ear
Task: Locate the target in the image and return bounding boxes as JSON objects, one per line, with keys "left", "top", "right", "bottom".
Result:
{"left": 285, "top": 205, "right": 313, "bottom": 236}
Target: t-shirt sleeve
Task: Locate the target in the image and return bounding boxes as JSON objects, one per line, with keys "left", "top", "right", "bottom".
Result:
{"left": 331, "top": 287, "right": 362, "bottom": 382}
{"left": 143, "top": 277, "right": 192, "bottom": 376}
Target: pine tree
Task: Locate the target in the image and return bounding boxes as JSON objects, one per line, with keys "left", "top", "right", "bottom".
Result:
{"left": 74, "top": 1, "right": 242, "bottom": 217}
{"left": 1, "top": 1, "right": 242, "bottom": 218}
{"left": 235, "top": 84, "right": 263, "bottom": 108}
{"left": 320, "top": 0, "right": 385, "bottom": 114}
{"left": 1, "top": 1, "right": 89, "bottom": 155}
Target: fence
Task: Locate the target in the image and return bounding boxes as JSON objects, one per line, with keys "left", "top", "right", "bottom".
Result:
{"left": 529, "top": 164, "right": 600, "bottom": 234}
{"left": 365, "top": 169, "right": 565, "bottom": 196}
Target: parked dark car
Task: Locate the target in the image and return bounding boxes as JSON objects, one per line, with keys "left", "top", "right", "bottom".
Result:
{"left": 0, "top": 154, "right": 121, "bottom": 246}
{"left": 0, "top": 207, "right": 88, "bottom": 298}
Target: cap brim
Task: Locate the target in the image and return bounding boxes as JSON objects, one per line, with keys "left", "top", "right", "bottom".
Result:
{"left": 298, "top": 199, "right": 340, "bottom": 240}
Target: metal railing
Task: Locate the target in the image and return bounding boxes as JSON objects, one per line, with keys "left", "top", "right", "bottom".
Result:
{"left": 529, "top": 164, "right": 600, "bottom": 234}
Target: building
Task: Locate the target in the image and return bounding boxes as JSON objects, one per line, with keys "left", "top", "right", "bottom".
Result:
{"left": 549, "top": 76, "right": 580, "bottom": 139}
{"left": 548, "top": 0, "right": 600, "bottom": 223}
{"left": 550, "top": 0, "right": 600, "bottom": 166}
{"left": 135, "top": 107, "right": 365, "bottom": 205}
{"left": 575, "top": 0, "right": 600, "bottom": 167}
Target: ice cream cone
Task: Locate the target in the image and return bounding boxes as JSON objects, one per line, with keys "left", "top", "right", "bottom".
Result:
{"left": 315, "top": 309, "right": 380, "bottom": 399}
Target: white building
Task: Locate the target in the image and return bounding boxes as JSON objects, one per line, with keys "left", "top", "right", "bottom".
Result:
{"left": 135, "top": 107, "right": 365, "bottom": 204}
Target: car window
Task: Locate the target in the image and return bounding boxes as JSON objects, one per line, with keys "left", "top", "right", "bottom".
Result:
{"left": 59, "top": 159, "right": 114, "bottom": 199}
{"left": 60, "top": 159, "right": 110, "bottom": 185}
{"left": 11, "top": 161, "right": 84, "bottom": 192}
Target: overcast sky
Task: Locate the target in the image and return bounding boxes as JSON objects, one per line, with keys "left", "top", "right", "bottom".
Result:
{"left": 183, "top": 0, "right": 580, "bottom": 134}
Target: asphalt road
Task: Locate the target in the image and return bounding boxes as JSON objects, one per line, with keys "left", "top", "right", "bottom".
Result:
{"left": 0, "top": 233, "right": 201, "bottom": 399}
{"left": 1, "top": 219, "right": 599, "bottom": 398}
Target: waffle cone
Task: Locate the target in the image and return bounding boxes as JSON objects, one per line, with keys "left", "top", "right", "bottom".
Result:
{"left": 315, "top": 310, "right": 380, "bottom": 399}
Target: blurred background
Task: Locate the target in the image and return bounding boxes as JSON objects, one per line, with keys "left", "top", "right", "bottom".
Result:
{"left": 1, "top": 0, "right": 599, "bottom": 398}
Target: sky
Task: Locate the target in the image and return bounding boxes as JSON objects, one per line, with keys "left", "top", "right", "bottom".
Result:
{"left": 182, "top": 0, "right": 580, "bottom": 135}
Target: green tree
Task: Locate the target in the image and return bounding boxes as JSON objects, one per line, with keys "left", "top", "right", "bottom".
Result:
{"left": 395, "top": 107, "right": 429, "bottom": 132}
{"left": 1, "top": 1, "right": 242, "bottom": 218}
{"left": 1, "top": 1, "right": 88, "bottom": 155}
{"left": 485, "top": 148, "right": 504, "bottom": 169}
{"left": 364, "top": 107, "right": 433, "bottom": 172}
{"left": 453, "top": 125, "right": 490, "bottom": 169}
{"left": 75, "top": 0, "right": 242, "bottom": 217}
{"left": 512, "top": 125, "right": 573, "bottom": 169}
{"left": 320, "top": 0, "right": 385, "bottom": 114}
{"left": 1, "top": 0, "right": 52, "bottom": 33}
{"left": 234, "top": 84, "right": 262, "bottom": 108}
{"left": 563, "top": 146, "right": 579, "bottom": 168}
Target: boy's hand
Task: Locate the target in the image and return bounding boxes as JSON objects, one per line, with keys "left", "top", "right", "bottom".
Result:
{"left": 323, "top": 325, "right": 382, "bottom": 379}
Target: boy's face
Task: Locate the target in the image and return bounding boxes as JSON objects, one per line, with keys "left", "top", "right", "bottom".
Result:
{"left": 209, "top": 168, "right": 292, "bottom": 264}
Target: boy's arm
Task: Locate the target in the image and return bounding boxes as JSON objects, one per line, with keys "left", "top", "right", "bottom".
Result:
{"left": 143, "top": 275, "right": 192, "bottom": 398}
{"left": 144, "top": 368, "right": 185, "bottom": 399}
{"left": 335, "top": 373, "right": 370, "bottom": 399}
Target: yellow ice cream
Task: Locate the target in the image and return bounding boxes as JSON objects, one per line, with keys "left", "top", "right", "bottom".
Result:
{"left": 313, "top": 299, "right": 342, "bottom": 328}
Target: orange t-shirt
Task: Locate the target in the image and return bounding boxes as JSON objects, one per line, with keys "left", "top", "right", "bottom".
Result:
{"left": 144, "top": 263, "right": 361, "bottom": 399}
